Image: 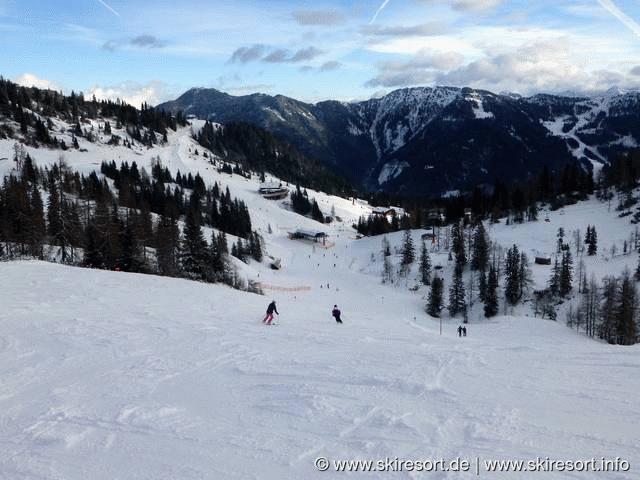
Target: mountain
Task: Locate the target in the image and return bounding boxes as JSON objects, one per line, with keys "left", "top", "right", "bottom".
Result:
{"left": 158, "top": 87, "right": 640, "bottom": 196}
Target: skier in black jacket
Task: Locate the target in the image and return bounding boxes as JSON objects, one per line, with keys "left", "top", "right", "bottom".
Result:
{"left": 332, "top": 305, "right": 342, "bottom": 324}
{"left": 263, "top": 300, "right": 279, "bottom": 324}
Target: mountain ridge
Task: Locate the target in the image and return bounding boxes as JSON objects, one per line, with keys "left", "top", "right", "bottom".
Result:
{"left": 158, "top": 86, "right": 640, "bottom": 196}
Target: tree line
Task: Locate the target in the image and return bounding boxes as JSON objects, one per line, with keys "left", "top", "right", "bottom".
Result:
{"left": 0, "top": 77, "right": 187, "bottom": 149}
{"left": 195, "top": 121, "right": 353, "bottom": 197}
{"left": 379, "top": 217, "right": 637, "bottom": 345}
{"left": 1, "top": 150, "right": 263, "bottom": 292}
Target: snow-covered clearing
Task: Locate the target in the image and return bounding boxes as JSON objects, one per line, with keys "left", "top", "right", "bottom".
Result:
{"left": 1, "top": 123, "right": 640, "bottom": 478}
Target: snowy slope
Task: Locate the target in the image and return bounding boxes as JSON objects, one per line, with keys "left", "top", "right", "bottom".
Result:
{"left": 2, "top": 121, "right": 640, "bottom": 479}
{"left": 2, "top": 259, "right": 638, "bottom": 479}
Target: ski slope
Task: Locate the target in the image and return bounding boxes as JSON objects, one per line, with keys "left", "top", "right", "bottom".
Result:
{"left": 1, "top": 259, "right": 638, "bottom": 479}
{"left": 1, "top": 123, "right": 640, "bottom": 479}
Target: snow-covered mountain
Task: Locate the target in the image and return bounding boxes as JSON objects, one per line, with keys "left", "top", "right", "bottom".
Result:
{"left": 2, "top": 89, "right": 640, "bottom": 478}
{"left": 158, "top": 87, "right": 640, "bottom": 196}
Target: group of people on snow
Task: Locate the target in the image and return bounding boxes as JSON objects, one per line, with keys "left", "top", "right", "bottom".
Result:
{"left": 265, "top": 302, "right": 470, "bottom": 334}
{"left": 262, "top": 301, "right": 343, "bottom": 324}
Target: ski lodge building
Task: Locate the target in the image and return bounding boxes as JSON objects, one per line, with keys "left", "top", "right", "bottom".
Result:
{"left": 258, "top": 182, "right": 289, "bottom": 200}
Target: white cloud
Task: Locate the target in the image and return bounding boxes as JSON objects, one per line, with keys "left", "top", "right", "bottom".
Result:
{"left": 87, "top": 80, "right": 175, "bottom": 108}
{"left": 364, "top": 32, "right": 640, "bottom": 96}
{"left": 13, "top": 73, "right": 62, "bottom": 91}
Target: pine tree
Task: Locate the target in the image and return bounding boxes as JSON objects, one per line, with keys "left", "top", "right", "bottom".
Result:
{"left": 381, "top": 236, "right": 393, "bottom": 283}
{"left": 448, "top": 262, "right": 466, "bottom": 317}
{"left": 427, "top": 276, "right": 444, "bottom": 317}
{"left": 557, "top": 227, "right": 565, "bottom": 254}
{"left": 27, "top": 183, "right": 45, "bottom": 258}
{"left": 585, "top": 225, "right": 598, "bottom": 256}
{"left": 400, "top": 229, "right": 415, "bottom": 276}
{"left": 451, "top": 220, "right": 466, "bottom": 267}
{"left": 180, "top": 207, "right": 209, "bottom": 280}
{"left": 589, "top": 226, "right": 597, "bottom": 255}
{"left": 383, "top": 252, "right": 394, "bottom": 284}
{"left": 615, "top": 270, "right": 639, "bottom": 345}
{"left": 518, "top": 252, "right": 531, "bottom": 301}
{"left": 484, "top": 264, "right": 499, "bottom": 317}
{"left": 549, "top": 256, "right": 561, "bottom": 296}
{"left": 599, "top": 276, "right": 618, "bottom": 341}
{"left": 418, "top": 241, "right": 431, "bottom": 285}
{"left": 559, "top": 249, "right": 573, "bottom": 297}
{"left": 471, "top": 222, "right": 489, "bottom": 272}
{"left": 504, "top": 245, "right": 521, "bottom": 305}
{"left": 311, "top": 200, "right": 324, "bottom": 223}
{"left": 155, "top": 215, "right": 180, "bottom": 276}
{"left": 209, "top": 231, "right": 228, "bottom": 282}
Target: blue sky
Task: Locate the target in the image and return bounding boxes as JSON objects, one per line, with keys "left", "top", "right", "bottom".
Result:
{"left": 2, "top": 0, "right": 640, "bottom": 106}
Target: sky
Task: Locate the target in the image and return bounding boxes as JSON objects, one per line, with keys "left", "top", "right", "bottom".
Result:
{"left": 2, "top": 0, "right": 640, "bottom": 106}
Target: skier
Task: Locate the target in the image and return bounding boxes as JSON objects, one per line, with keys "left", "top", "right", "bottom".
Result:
{"left": 457, "top": 325, "right": 463, "bottom": 337}
{"left": 332, "top": 305, "right": 342, "bottom": 324}
{"left": 263, "top": 300, "right": 279, "bottom": 324}
{"left": 462, "top": 326, "right": 467, "bottom": 337}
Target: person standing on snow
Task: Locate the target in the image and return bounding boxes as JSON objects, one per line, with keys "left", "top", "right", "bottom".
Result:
{"left": 332, "top": 305, "right": 342, "bottom": 324}
{"left": 263, "top": 300, "right": 279, "bottom": 324}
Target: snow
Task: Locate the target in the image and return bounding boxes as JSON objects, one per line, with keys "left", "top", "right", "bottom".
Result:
{"left": 377, "top": 160, "right": 409, "bottom": 185}
{"left": 540, "top": 98, "right": 610, "bottom": 176}
{"left": 2, "top": 257, "right": 639, "bottom": 479}
{"left": 1, "top": 123, "right": 640, "bottom": 479}
{"left": 368, "top": 87, "right": 461, "bottom": 159}
{"left": 465, "top": 92, "right": 494, "bottom": 119}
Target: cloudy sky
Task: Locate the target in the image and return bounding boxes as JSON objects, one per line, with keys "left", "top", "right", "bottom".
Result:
{"left": 2, "top": 0, "right": 640, "bottom": 106}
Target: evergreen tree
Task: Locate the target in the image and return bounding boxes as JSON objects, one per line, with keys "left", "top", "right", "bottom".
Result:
{"left": 451, "top": 220, "right": 466, "bottom": 267}
{"left": 599, "top": 276, "right": 618, "bottom": 341}
{"left": 27, "top": 183, "right": 45, "bottom": 258}
{"left": 418, "top": 240, "right": 431, "bottom": 285}
{"left": 504, "top": 245, "right": 521, "bottom": 305}
{"left": 559, "top": 249, "right": 573, "bottom": 297}
{"left": 518, "top": 252, "right": 531, "bottom": 301}
{"left": 549, "top": 256, "right": 561, "bottom": 296}
{"left": 448, "top": 262, "right": 466, "bottom": 317}
{"left": 557, "top": 227, "right": 565, "bottom": 254}
{"left": 585, "top": 225, "right": 598, "bottom": 256}
{"left": 427, "top": 276, "right": 444, "bottom": 317}
{"left": 478, "top": 268, "right": 487, "bottom": 301}
{"left": 400, "top": 229, "right": 415, "bottom": 276}
{"left": 615, "top": 270, "right": 639, "bottom": 345}
{"left": 484, "top": 264, "right": 499, "bottom": 317}
{"left": 249, "top": 231, "right": 263, "bottom": 262}
{"left": 471, "top": 222, "right": 489, "bottom": 272}
{"left": 155, "top": 215, "right": 180, "bottom": 276}
{"left": 381, "top": 235, "right": 394, "bottom": 283}
{"left": 589, "top": 226, "right": 597, "bottom": 256}
{"left": 382, "top": 251, "right": 394, "bottom": 284}
{"left": 311, "top": 200, "right": 324, "bottom": 223}
{"left": 210, "top": 231, "right": 229, "bottom": 281}
{"left": 179, "top": 207, "right": 209, "bottom": 280}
